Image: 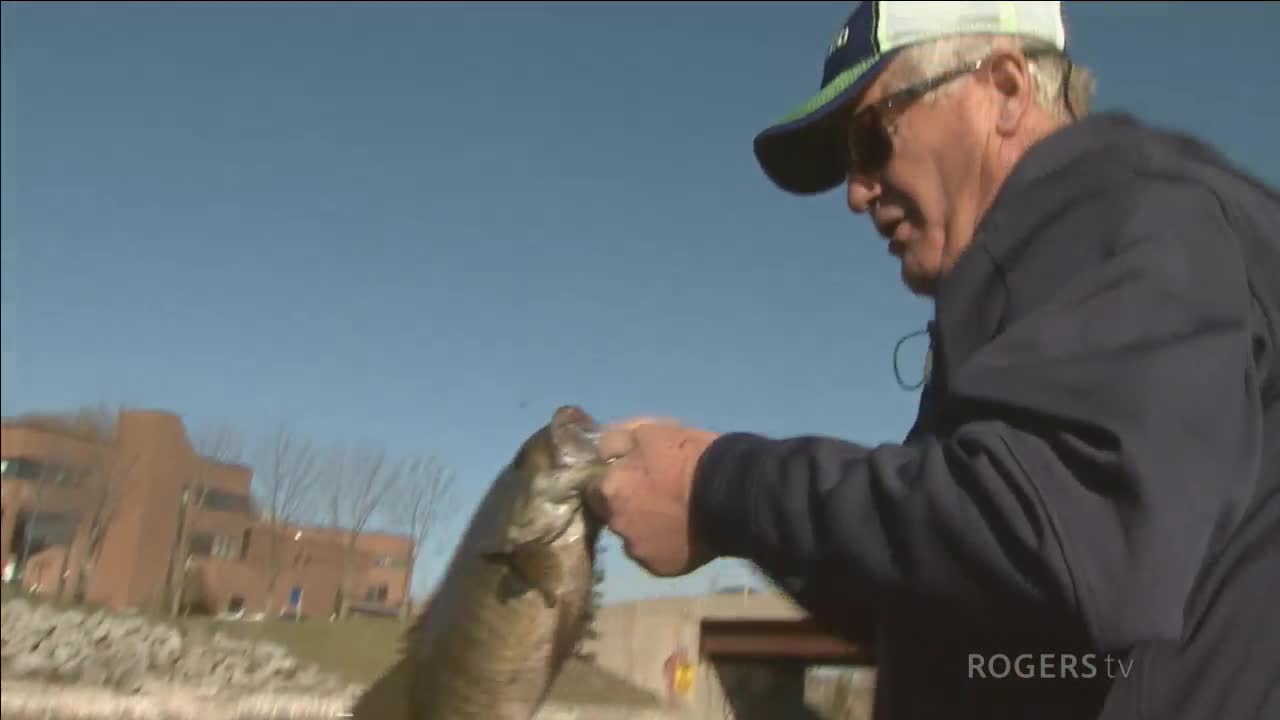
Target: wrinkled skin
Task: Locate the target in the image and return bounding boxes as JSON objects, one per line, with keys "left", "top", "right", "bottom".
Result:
{"left": 348, "top": 406, "right": 609, "bottom": 720}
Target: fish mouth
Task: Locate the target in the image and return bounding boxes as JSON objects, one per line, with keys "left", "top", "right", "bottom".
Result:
{"left": 549, "top": 405, "right": 605, "bottom": 464}
{"left": 551, "top": 405, "right": 598, "bottom": 432}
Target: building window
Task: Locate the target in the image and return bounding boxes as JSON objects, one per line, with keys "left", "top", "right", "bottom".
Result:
{"left": 21, "top": 510, "right": 79, "bottom": 554}
{"left": 0, "top": 457, "right": 81, "bottom": 487}
{"left": 199, "top": 489, "right": 251, "bottom": 514}
{"left": 373, "top": 554, "right": 409, "bottom": 569}
{"left": 188, "top": 533, "right": 213, "bottom": 557}
{"left": 364, "top": 584, "right": 388, "bottom": 603}
{"left": 240, "top": 528, "right": 252, "bottom": 561}
{"left": 188, "top": 532, "right": 241, "bottom": 559}
{"left": 214, "top": 534, "right": 238, "bottom": 558}
{"left": 1, "top": 458, "right": 41, "bottom": 480}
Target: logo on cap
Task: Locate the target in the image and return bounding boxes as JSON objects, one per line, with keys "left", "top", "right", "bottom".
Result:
{"left": 828, "top": 25, "right": 850, "bottom": 57}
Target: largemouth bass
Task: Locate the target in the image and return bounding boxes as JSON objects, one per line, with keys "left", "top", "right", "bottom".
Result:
{"left": 347, "top": 405, "right": 610, "bottom": 720}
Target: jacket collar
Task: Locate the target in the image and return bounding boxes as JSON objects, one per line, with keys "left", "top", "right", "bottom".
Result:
{"left": 928, "top": 112, "right": 1145, "bottom": 375}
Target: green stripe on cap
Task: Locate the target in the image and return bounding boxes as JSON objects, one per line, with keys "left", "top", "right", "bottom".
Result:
{"left": 772, "top": 52, "right": 883, "bottom": 127}
{"left": 999, "top": 1, "right": 1019, "bottom": 32}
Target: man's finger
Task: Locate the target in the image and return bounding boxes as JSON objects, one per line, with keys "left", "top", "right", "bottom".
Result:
{"left": 596, "top": 426, "right": 637, "bottom": 460}
{"left": 596, "top": 415, "right": 682, "bottom": 459}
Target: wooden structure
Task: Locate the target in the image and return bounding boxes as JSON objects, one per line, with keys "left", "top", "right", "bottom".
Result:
{"left": 697, "top": 618, "right": 875, "bottom": 719}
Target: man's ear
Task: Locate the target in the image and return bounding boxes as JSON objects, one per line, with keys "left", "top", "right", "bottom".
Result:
{"left": 988, "top": 51, "right": 1033, "bottom": 136}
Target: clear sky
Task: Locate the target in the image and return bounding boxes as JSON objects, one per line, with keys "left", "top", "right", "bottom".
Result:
{"left": 4, "top": 2, "right": 1278, "bottom": 605}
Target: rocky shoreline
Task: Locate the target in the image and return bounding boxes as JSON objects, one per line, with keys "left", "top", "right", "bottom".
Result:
{"left": 1, "top": 597, "right": 358, "bottom": 698}
{"left": 0, "top": 597, "right": 672, "bottom": 720}
{"left": 0, "top": 678, "right": 358, "bottom": 720}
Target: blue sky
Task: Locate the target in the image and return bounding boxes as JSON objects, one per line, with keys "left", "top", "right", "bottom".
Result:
{"left": 3, "top": 2, "right": 1278, "bottom": 605}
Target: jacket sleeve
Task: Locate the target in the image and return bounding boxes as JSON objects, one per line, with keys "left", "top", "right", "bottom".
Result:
{"left": 690, "top": 181, "right": 1265, "bottom": 651}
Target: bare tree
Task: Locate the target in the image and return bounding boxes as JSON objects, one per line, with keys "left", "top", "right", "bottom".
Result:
{"left": 164, "top": 424, "right": 243, "bottom": 618}
{"left": 392, "top": 455, "right": 454, "bottom": 620}
{"left": 68, "top": 444, "right": 134, "bottom": 604}
{"left": 16, "top": 459, "right": 79, "bottom": 597}
{"left": 251, "top": 421, "right": 320, "bottom": 617}
{"left": 9, "top": 404, "right": 116, "bottom": 445}
{"left": 4, "top": 404, "right": 127, "bottom": 603}
{"left": 322, "top": 444, "right": 401, "bottom": 619}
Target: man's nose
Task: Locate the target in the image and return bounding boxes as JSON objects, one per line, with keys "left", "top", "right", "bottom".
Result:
{"left": 846, "top": 170, "right": 880, "bottom": 214}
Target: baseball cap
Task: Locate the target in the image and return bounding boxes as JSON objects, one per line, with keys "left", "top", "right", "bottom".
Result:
{"left": 753, "top": 1, "right": 1068, "bottom": 195}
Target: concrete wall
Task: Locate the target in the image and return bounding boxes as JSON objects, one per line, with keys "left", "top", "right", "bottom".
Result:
{"left": 583, "top": 591, "right": 808, "bottom": 718}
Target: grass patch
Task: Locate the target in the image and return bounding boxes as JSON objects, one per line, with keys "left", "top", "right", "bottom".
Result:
{"left": 189, "top": 615, "right": 406, "bottom": 686}
{"left": 200, "top": 617, "right": 661, "bottom": 706}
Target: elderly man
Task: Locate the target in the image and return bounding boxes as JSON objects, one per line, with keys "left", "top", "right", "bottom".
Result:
{"left": 587, "top": 2, "right": 1280, "bottom": 719}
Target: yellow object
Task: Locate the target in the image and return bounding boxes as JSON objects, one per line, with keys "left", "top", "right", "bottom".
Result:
{"left": 672, "top": 663, "right": 695, "bottom": 695}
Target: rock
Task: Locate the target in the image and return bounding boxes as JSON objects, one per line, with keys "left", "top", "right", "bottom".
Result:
{"left": 79, "top": 655, "right": 111, "bottom": 685}
{"left": 260, "top": 651, "right": 298, "bottom": 680}
{"left": 48, "top": 635, "right": 82, "bottom": 668}
{"left": 90, "top": 621, "right": 113, "bottom": 646}
{"left": 59, "top": 608, "right": 86, "bottom": 627}
{"left": 53, "top": 653, "right": 85, "bottom": 682}
{"left": 213, "top": 653, "right": 248, "bottom": 688}
{"left": 109, "top": 658, "right": 147, "bottom": 693}
{"left": 148, "top": 625, "right": 184, "bottom": 669}
{"left": 250, "top": 640, "right": 289, "bottom": 667}
{"left": 82, "top": 608, "right": 107, "bottom": 629}
{"left": 111, "top": 614, "right": 148, "bottom": 639}
{"left": 106, "top": 636, "right": 148, "bottom": 693}
{"left": 1, "top": 598, "right": 32, "bottom": 629}
{"left": 212, "top": 631, "right": 250, "bottom": 654}
{"left": 49, "top": 619, "right": 88, "bottom": 653}
{"left": 9, "top": 619, "right": 54, "bottom": 661}
{"left": 1, "top": 595, "right": 355, "bottom": 699}
{"left": 28, "top": 604, "right": 58, "bottom": 634}
{"left": 175, "top": 646, "right": 216, "bottom": 684}
{"left": 291, "top": 664, "right": 321, "bottom": 689}
{"left": 7, "top": 650, "right": 57, "bottom": 680}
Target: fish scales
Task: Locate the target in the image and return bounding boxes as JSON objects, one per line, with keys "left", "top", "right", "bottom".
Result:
{"left": 348, "top": 405, "right": 609, "bottom": 720}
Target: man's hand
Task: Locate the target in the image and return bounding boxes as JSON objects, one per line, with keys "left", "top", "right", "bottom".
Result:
{"left": 586, "top": 417, "right": 722, "bottom": 577}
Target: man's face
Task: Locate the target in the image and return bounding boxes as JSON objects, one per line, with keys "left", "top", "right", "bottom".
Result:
{"left": 843, "top": 57, "right": 993, "bottom": 296}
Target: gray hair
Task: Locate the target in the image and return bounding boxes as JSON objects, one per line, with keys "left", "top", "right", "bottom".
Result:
{"left": 884, "top": 33, "right": 1097, "bottom": 122}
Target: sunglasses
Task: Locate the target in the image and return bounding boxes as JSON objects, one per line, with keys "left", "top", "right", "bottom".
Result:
{"left": 845, "top": 48, "right": 1060, "bottom": 176}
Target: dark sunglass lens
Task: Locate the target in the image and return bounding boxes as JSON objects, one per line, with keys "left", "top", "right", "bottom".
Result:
{"left": 848, "top": 110, "right": 891, "bottom": 174}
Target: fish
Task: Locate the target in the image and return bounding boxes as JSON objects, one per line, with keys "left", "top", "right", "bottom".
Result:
{"left": 347, "top": 405, "right": 610, "bottom": 720}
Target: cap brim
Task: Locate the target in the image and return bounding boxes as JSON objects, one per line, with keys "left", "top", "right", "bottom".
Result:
{"left": 753, "top": 51, "right": 898, "bottom": 196}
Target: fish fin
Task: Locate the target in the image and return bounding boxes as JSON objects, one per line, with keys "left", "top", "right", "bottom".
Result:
{"left": 485, "top": 541, "right": 562, "bottom": 609}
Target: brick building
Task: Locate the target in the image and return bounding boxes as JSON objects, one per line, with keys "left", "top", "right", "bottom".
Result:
{"left": 0, "top": 408, "right": 414, "bottom": 618}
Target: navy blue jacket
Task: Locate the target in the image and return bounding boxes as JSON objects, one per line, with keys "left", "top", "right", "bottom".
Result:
{"left": 692, "top": 112, "right": 1280, "bottom": 720}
